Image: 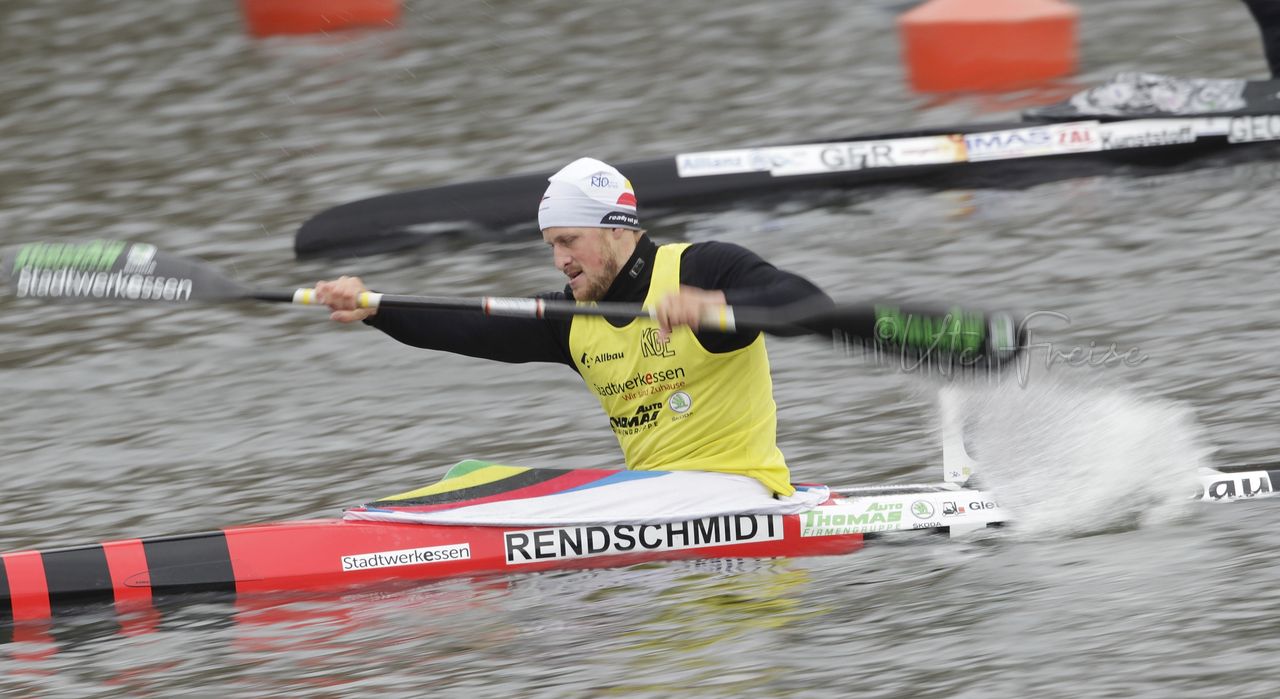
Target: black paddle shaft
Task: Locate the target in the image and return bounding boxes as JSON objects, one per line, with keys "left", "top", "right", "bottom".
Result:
{"left": 2, "top": 240, "right": 1027, "bottom": 374}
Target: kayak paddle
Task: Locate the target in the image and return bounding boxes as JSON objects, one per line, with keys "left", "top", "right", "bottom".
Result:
{"left": 2, "top": 240, "right": 1026, "bottom": 372}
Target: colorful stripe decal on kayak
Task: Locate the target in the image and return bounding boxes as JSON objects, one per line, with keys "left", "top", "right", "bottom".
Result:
{"left": 556, "top": 469, "right": 667, "bottom": 494}
{"left": 41, "top": 544, "right": 114, "bottom": 612}
{"left": 141, "top": 532, "right": 236, "bottom": 595}
{"left": 366, "top": 468, "right": 611, "bottom": 510}
{"left": 378, "top": 463, "right": 533, "bottom": 502}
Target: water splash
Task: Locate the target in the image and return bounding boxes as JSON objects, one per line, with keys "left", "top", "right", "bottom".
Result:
{"left": 937, "top": 373, "right": 1210, "bottom": 539}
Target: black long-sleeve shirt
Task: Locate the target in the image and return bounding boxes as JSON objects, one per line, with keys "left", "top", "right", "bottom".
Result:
{"left": 365, "top": 236, "right": 831, "bottom": 371}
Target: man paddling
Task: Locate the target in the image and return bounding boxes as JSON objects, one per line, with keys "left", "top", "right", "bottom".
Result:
{"left": 315, "top": 157, "right": 831, "bottom": 497}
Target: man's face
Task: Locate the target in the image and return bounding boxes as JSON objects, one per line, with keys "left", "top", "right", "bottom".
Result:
{"left": 542, "top": 227, "right": 628, "bottom": 301}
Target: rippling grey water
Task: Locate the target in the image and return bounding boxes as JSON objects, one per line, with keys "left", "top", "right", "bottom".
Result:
{"left": 3, "top": 0, "right": 1280, "bottom": 696}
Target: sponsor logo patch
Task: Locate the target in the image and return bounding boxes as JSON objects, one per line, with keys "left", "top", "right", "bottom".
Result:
{"left": 769, "top": 135, "right": 968, "bottom": 176}
{"left": 11, "top": 240, "right": 126, "bottom": 273}
{"left": 964, "top": 121, "right": 1101, "bottom": 161}
{"left": 591, "top": 366, "right": 686, "bottom": 398}
{"left": 800, "top": 503, "right": 903, "bottom": 536}
{"left": 1098, "top": 120, "right": 1198, "bottom": 150}
{"left": 580, "top": 350, "right": 624, "bottom": 368}
{"left": 600, "top": 212, "right": 639, "bottom": 228}
{"left": 11, "top": 240, "right": 192, "bottom": 302}
{"left": 1200, "top": 474, "right": 1273, "bottom": 500}
{"left": 1228, "top": 115, "right": 1280, "bottom": 144}
{"left": 16, "top": 267, "right": 193, "bottom": 301}
{"left": 911, "top": 500, "right": 936, "bottom": 519}
{"left": 610, "top": 401, "right": 663, "bottom": 434}
{"left": 675, "top": 147, "right": 795, "bottom": 177}
{"left": 123, "top": 243, "right": 158, "bottom": 274}
{"left": 341, "top": 543, "right": 472, "bottom": 571}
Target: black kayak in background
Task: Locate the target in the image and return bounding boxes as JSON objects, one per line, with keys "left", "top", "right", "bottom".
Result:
{"left": 294, "top": 73, "right": 1280, "bottom": 259}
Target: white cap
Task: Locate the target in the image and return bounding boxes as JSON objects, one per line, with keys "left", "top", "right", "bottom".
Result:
{"left": 537, "top": 157, "right": 640, "bottom": 231}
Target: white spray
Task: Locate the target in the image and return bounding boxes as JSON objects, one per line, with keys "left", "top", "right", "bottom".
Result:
{"left": 936, "top": 372, "right": 1210, "bottom": 538}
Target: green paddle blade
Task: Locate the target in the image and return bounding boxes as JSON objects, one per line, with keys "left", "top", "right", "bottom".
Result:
{"left": 1, "top": 240, "right": 249, "bottom": 303}
{"left": 788, "top": 302, "right": 1027, "bottom": 373}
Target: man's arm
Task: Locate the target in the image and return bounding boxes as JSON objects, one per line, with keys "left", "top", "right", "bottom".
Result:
{"left": 364, "top": 304, "right": 573, "bottom": 365}
{"left": 315, "top": 276, "right": 575, "bottom": 366}
{"left": 678, "top": 241, "right": 833, "bottom": 352}
{"left": 685, "top": 242, "right": 830, "bottom": 309}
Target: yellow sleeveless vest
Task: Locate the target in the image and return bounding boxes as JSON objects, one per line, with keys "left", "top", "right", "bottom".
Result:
{"left": 569, "top": 243, "right": 792, "bottom": 495}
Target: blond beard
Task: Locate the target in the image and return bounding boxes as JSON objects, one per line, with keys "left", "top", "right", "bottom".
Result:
{"left": 575, "top": 253, "right": 621, "bottom": 302}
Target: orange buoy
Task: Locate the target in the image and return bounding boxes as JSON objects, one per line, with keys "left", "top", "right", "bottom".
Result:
{"left": 240, "top": 0, "right": 400, "bottom": 37}
{"left": 899, "top": 0, "right": 1078, "bottom": 93}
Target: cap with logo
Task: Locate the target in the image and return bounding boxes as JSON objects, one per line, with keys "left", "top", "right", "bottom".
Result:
{"left": 537, "top": 157, "right": 640, "bottom": 231}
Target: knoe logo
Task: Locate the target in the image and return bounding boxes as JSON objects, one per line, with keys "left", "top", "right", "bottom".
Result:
{"left": 641, "top": 328, "right": 676, "bottom": 358}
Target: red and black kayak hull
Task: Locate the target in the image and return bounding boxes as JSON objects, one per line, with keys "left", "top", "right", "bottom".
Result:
{"left": 1, "top": 516, "right": 864, "bottom": 623}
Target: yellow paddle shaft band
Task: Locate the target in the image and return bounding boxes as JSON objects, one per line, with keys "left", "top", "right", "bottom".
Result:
{"left": 290, "top": 288, "right": 383, "bottom": 309}
{"left": 701, "top": 305, "right": 736, "bottom": 332}
{"left": 643, "top": 305, "right": 737, "bottom": 332}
